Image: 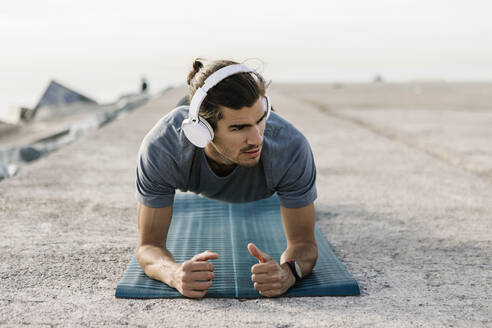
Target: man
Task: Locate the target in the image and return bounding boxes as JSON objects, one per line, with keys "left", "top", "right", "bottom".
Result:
{"left": 141, "top": 77, "right": 148, "bottom": 94}
{"left": 135, "top": 59, "right": 318, "bottom": 298}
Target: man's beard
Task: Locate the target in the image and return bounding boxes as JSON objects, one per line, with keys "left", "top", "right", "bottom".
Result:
{"left": 210, "top": 141, "right": 262, "bottom": 168}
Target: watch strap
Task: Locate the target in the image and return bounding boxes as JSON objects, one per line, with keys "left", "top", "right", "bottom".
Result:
{"left": 286, "top": 260, "right": 302, "bottom": 282}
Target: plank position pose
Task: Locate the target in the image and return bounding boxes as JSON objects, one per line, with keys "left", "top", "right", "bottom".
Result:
{"left": 136, "top": 59, "right": 318, "bottom": 298}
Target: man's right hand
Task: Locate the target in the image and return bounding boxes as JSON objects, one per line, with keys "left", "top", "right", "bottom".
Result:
{"left": 172, "top": 250, "right": 219, "bottom": 298}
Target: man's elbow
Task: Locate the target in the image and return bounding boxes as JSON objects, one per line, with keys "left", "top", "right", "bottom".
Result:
{"left": 136, "top": 243, "right": 163, "bottom": 268}
{"left": 136, "top": 243, "right": 150, "bottom": 268}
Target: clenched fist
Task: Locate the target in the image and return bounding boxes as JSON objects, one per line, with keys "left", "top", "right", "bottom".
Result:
{"left": 172, "top": 250, "right": 219, "bottom": 298}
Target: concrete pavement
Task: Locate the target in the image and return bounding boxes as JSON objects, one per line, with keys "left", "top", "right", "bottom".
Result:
{"left": 0, "top": 84, "right": 490, "bottom": 327}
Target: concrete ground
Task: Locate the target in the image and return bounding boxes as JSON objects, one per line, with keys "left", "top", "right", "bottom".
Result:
{"left": 0, "top": 84, "right": 491, "bottom": 327}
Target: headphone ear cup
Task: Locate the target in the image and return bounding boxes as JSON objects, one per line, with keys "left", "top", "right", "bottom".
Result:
{"left": 199, "top": 116, "right": 214, "bottom": 139}
{"left": 263, "top": 95, "right": 271, "bottom": 120}
{"left": 181, "top": 116, "right": 214, "bottom": 148}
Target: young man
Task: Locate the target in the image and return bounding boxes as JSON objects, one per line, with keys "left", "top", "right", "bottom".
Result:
{"left": 135, "top": 59, "right": 318, "bottom": 298}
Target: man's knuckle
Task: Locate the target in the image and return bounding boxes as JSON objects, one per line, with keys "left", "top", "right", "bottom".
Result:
{"left": 197, "top": 280, "right": 212, "bottom": 289}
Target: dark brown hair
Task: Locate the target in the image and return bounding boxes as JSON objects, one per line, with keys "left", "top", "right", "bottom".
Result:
{"left": 186, "top": 58, "right": 269, "bottom": 131}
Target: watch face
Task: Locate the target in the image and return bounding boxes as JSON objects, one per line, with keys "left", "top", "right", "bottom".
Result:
{"left": 294, "top": 262, "right": 302, "bottom": 279}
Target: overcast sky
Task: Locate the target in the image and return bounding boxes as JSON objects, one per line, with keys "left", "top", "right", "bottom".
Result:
{"left": 1, "top": 0, "right": 491, "bottom": 111}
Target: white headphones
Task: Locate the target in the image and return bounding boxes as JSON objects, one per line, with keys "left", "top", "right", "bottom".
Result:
{"left": 181, "top": 63, "right": 271, "bottom": 148}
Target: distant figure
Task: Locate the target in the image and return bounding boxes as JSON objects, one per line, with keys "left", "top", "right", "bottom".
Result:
{"left": 373, "top": 74, "right": 384, "bottom": 83}
{"left": 141, "top": 77, "right": 149, "bottom": 94}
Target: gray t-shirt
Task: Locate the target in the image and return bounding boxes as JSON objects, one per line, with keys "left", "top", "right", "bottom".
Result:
{"left": 136, "top": 105, "right": 317, "bottom": 208}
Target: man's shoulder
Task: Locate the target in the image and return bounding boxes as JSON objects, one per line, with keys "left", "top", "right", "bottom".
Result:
{"left": 264, "top": 111, "right": 309, "bottom": 154}
{"left": 139, "top": 105, "right": 194, "bottom": 162}
{"left": 261, "top": 110, "right": 317, "bottom": 208}
{"left": 136, "top": 106, "right": 192, "bottom": 207}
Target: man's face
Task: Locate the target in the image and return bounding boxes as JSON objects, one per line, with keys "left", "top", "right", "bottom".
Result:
{"left": 205, "top": 96, "right": 268, "bottom": 168}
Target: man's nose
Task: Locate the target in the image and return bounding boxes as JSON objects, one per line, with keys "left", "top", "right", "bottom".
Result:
{"left": 247, "top": 126, "right": 263, "bottom": 145}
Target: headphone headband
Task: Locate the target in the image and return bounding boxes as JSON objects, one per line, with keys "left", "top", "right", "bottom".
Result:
{"left": 188, "top": 64, "right": 256, "bottom": 120}
{"left": 182, "top": 63, "right": 268, "bottom": 148}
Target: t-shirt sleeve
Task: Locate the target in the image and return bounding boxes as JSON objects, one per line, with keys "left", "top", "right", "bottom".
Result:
{"left": 135, "top": 138, "right": 177, "bottom": 208}
{"left": 275, "top": 134, "right": 317, "bottom": 208}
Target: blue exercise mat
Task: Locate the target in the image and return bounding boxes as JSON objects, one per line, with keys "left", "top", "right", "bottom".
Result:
{"left": 115, "top": 193, "right": 360, "bottom": 298}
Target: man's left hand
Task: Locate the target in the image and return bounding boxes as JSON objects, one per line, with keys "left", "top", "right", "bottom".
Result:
{"left": 247, "top": 243, "right": 295, "bottom": 297}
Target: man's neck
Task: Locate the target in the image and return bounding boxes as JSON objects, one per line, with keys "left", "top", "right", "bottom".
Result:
{"left": 204, "top": 144, "right": 236, "bottom": 177}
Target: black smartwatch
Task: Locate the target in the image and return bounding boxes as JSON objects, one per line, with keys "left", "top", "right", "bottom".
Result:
{"left": 286, "top": 260, "right": 303, "bottom": 283}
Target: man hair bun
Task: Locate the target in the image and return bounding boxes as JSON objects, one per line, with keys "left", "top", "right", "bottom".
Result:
{"left": 187, "top": 58, "right": 205, "bottom": 85}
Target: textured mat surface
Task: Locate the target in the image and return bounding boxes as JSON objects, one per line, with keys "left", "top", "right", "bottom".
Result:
{"left": 115, "top": 193, "right": 360, "bottom": 298}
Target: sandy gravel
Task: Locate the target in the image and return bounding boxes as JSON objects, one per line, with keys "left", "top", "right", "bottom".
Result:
{"left": 0, "top": 84, "right": 491, "bottom": 327}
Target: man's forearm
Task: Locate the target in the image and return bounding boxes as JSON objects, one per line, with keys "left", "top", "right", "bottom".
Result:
{"left": 136, "top": 244, "right": 180, "bottom": 288}
{"left": 280, "top": 242, "right": 318, "bottom": 279}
